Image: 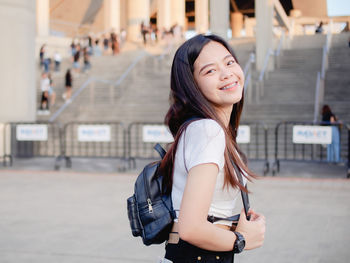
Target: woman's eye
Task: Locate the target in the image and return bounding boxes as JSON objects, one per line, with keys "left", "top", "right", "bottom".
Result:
{"left": 227, "top": 60, "right": 235, "bottom": 65}
{"left": 206, "top": 69, "right": 215, "bottom": 74}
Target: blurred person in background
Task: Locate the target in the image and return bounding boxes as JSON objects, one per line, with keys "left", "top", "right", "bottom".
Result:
{"left": 73, "top": 44, "right": 81, "bottom": 73}
{"left": 63, "top": 69, "right": 73, "bottom": 103}
{"left": 39, "top": 44, "right": 45, "bottom": 67}
{"left": 54, "top": 51, "right": 62, "bottom": 72}
{"left": 93, "top": 39, "right": 102, "bottom": 56}
{"left": 103, "top": 35, "right": 109, "bottom": 54}
{"left": 48, "top": 73, "right": 56, "bottom": 106}
{"left": 321, "top": 105, "right": 341, "bottom": 163}
{"left": 83, "top": 47, "right": 91, "bottom": 72}
{"left": 40, "top": 72, "right": 50, "bottom": 111}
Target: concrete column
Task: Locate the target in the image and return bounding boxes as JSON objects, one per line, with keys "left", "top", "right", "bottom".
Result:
{"left": 244, "top": 17, "right": 255, "bottom": 37}
{"left": 120, "top": 0, "right": 128, "bottom": 30}
{"left": 195, "top": 0, "right": 209, "bottom": 34}
{"left": 209, "top": 0, "right": 229, "bottom": 38}
{"left": 36, "top": 0, "right": 49, "bottom": 37}
{"left": 157, "top": 0, "right": 171, "bottom": 31}
{"left": 0, "top": 0, "right": 36, "bottom": 122}
{"left": 127, "top": 0, "right": 150, "bottom": 41}
{"left": 255, "top": 0, "right": 274, "bottom": 71}
{"left": 104, "top": 0, "right": 120, "bottom": 33}
{"left": 231, "top": 12, "right": 243, "bottom": 38}
{"left": 171, "top": 0, "right": 185, "bottom": 28}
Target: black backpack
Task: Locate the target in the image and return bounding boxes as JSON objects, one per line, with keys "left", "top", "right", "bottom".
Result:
{"left": 127, "top": 144, "right": 176, "bottom": 246}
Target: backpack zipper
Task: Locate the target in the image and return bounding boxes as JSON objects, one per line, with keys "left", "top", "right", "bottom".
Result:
{"left": 143, "top": 171, "right": 153, "bottom": 213}
{"left": 147, "top": 198, "right": 153, "bottom": 213}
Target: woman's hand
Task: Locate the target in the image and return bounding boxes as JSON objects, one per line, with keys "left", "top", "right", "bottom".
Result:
{"left": 235, "top": 209, "right": 266, "bottom": 250}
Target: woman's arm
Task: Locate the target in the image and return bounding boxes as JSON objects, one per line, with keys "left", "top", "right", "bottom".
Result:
{"left": 178, "top": 163, "right": 266, "bottom": 251}
{"left": 178, "top": 163, "right": 237, "bottom": 251}
{"left": 330, "top": 116, "right": 336, "bottom": 123}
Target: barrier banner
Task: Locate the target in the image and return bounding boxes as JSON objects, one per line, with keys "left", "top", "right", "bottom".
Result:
{"left": 142, "top": 125, "right": 173, "bottom": 143}
{"left": 78, "top": 125, "right": 111, "bottom": 142}
{"left": 16, "top": 125, "right": 48, "bottom": 141}
{"left": 237, "top": 125, "right": 250, "bottom": 144}
{"left": 292, "top": 125, "right": 332, "bottom": 144}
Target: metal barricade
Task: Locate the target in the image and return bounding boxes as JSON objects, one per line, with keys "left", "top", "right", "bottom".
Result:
{"left": 2, "top": 122, "right": 61, "bottom": 166}
{"left": 272, "top": 122, "right": 349, "bottom": 178}
{"left": 238, "top": 122, "right": 269, "bottom": 175}
{"left": 127, "top": 122, "right": 269, "bottom": 174}
{"left": 56, "top": 121, "right": 126, "bottom": 170}
{"left": 127, "top": 122, "right": 171, "bottom": 169}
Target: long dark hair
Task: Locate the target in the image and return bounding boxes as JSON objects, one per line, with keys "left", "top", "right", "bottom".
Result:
{"left": 321, "top": 105, "right": 332, "bottom": 116}
{"left": 160, "top": 34, "right": 257, "bottom": 193}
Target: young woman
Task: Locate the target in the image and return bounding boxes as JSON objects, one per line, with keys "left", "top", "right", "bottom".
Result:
{"left": 321, "top": 105, "right": 341, "bottom": 163}
{"left": 160, "top": 34, "right": 265, "bottom": 262}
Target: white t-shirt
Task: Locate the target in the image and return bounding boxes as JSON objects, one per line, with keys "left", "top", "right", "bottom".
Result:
{"left": 40, "top": 78, "right": 50, "bottom": 92}
{"left": 172, "top": 119, "right": 246, "bottom": 226}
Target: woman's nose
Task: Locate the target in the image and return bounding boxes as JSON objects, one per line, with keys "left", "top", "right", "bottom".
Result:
{"left": 220, "top": 67, "right": 232, "bottom": 80}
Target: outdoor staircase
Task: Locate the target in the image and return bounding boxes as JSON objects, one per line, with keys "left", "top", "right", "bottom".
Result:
{"left": 324, "top": 32, "right": 350, "bottom": 123}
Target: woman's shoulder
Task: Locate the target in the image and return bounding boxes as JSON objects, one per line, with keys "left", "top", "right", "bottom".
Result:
{"left": 186, "top": 118, "right": 224, "bottom": 139}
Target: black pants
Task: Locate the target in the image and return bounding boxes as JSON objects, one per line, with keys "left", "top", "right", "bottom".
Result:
{"left": 165, "top": 239, "right": 234, "bottom": 263}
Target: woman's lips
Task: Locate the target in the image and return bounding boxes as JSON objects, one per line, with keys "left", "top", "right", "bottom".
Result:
{"left": 220, "top": 81, "right": 239, "bottom": 91}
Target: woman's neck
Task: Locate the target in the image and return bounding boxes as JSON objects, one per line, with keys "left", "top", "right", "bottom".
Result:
{"left": 215, "top": 106, "right": 233, "bottom": 128}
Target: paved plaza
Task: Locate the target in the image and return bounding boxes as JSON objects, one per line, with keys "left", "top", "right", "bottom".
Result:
{"left": 0, "top": 159, "right": 349, "bottom": 263}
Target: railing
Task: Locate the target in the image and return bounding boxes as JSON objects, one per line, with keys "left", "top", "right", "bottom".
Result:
{"left": 256, "top": 31, "right": 285, "bottom": 102}
{"left": 2, "top": 120, "right": 348, "bottom": 178}
{"left": 238, "top": 122, "right": 270, "bottom": 175}
{"left": 126, "top": 121, "right": 270, "bottom": 175}
{"left": 243, "top": 53, "right": 255, "bottom": 103}
{"left": 313, "top": 31, "right": 332, "bottom": 123}
{"left": 127, "top": 122, "right": 171, "bottom": 169}
{"left": 272, "top": 121, "right": 349, "bottom": 178}
{"left": 257, "top": 48, "right": 274, "bottom": 100}
{"left": 55, "top": 121, "right": 126, "bottom": 170}
{"left": 49, "top": 52, "right": 147, "bottom": 122}
{"left": 2, "top": 122, "right": 61, "bottom": 167}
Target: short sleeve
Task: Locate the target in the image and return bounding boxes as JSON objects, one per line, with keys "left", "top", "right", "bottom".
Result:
{"left": 183, "top": 119, "right": 225, "bottom": 171}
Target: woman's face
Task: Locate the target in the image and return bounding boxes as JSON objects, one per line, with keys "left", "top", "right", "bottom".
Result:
{"left": 193, "top": 41, "right": 244, "bottom": 114}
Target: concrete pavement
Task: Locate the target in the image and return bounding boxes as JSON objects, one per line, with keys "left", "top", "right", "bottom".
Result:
{"left": 0, "top": 162, "right": 349, "bottom": 262}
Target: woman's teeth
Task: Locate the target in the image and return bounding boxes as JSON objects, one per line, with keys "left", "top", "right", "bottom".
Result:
{"left": 221, "top": 82, "right": 238, "bottom": 90}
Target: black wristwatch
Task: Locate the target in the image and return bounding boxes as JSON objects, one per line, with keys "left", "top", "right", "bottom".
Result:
{"left": 233, "top": 231, "right": 245, "bottom": 253}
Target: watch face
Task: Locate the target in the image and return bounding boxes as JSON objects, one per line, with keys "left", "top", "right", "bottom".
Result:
{"left": 234, "top": 232, "right": 245, "bottom": 253}
{"left": 236, "top": 238, "right": 245, "bottom": 252}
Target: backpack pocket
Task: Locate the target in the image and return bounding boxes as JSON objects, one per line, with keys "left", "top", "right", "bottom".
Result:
{"left": 127, "top": 195, "right": 142, "bottom": 237}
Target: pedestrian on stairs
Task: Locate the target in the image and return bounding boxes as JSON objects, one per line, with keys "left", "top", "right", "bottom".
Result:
{"left": 63, "top": 69, "right": 73, "bottom": 103}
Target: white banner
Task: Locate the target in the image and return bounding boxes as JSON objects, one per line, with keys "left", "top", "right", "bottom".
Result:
{"left": 78, "top": 125, "right": 111, "bottom": 142}
{"left": 293, "top": 125, "right": 332, "bottom": 144}
{"left": 237, "top": 125, "right": 250, "bottom": 144}
{"left": 142, "top": 125, "right": 173, "bottom": 143}
{"left": 16, "top": 125, "right": 48, "bottom": 141}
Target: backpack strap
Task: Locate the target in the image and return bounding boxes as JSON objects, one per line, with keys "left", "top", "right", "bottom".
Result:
{"left": 154, "top": 143, "right": 166, "bottom": 158}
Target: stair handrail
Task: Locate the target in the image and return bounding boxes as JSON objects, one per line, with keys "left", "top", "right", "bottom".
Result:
{"left": 243, "top": 53, "right": 255, "bottom": 103}
{"left": 49, "top": 52, "right": 147, "bottom": 122}
{"left": 314, "top": 30, "right": 332, "bottom": 123}
{"left": 313, "top": 72, "right": 322, "bottom": 123}
{"left": 258, "top": 48, "right": 274, "bottom": 83}
{"left": 275, "top": 30, "right": 285, "bottom": 57}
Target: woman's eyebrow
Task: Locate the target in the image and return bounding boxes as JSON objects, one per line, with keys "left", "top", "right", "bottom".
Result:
{"left": 223, "top": 54, "right": 234, "bottom": 60}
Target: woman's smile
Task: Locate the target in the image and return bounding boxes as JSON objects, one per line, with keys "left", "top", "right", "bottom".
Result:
{"left": 219, "top": 81, "right": 239, "bottom": 91}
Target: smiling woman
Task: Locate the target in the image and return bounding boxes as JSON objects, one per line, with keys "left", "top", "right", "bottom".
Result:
{"left": 158, "top": 34, "right": 266, "bottom": 263}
